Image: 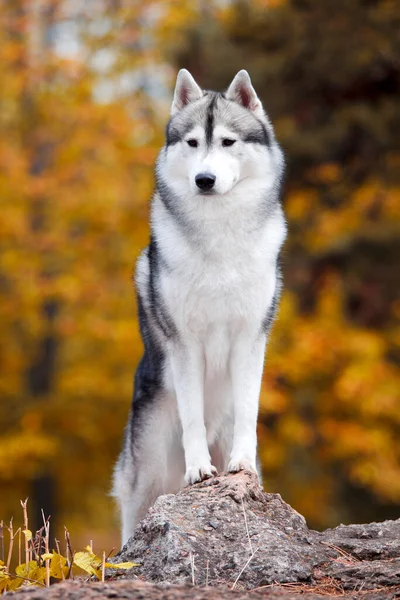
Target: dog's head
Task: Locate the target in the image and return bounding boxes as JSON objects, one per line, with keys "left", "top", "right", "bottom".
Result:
{"left": 158, "top": 70, "right": 283, "bottom": 199}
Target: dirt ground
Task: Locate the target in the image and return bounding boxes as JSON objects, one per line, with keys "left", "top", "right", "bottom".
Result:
{"left": 8, "top": 578, "right": 400, "bottom": 600}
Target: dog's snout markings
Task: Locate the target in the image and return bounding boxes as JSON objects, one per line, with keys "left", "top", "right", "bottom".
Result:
{"left": 195, "top": 172, "right": 216, "bottom": 191}
{"left": 113, "top": 68, "right": 287, "bottom": 547}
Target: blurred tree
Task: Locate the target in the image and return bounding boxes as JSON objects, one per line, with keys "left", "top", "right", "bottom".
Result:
{"left": 0, "top": 0, "right": 197, "bottom": 547}
{"left": 0, "top": 0, "right": 399, "bottom": 547}
{"left": 171, "top": 0, "right": 400, "bottom": 527}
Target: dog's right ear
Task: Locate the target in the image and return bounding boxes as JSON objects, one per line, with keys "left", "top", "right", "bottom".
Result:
{"left": 226, "top": 70, "right": 264, "bottom": 118}
{"left": 171, "top": 69, "right": 203, "bottom": 115}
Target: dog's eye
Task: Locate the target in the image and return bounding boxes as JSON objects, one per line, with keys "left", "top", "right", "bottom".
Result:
{"left": 187, "top": 139, "right": 198, "bottom": 148}
{"left": 222, "top": 138, "right": 236, "bottom": 147}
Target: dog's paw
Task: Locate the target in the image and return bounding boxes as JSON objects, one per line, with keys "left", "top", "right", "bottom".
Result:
{"left": 185, "top": 464, "right": 218, "bottom": 485}
{"left": 228, "top": 458, "right": 257, "bottom": 475}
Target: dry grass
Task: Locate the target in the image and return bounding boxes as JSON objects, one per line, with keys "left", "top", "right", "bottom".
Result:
{"left": 253, "top": 579, "right": 400, "bottom": 597}
{"left": 0, "top": 499, "right": 133, "bottom": 593}
{"left": 320, "top": 542, "right": 360, "bottom": 565}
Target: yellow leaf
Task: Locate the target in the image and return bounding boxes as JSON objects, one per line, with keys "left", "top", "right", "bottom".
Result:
{"left": 105, "top": 561, "right": 138, "bottom": 570}
{"left": 15, "top": 560, "right": 35, "bottom": 577}
{"left": 23, "top": 529, "right": 33, "bottom": 541}
{"left": 41, "top": 553, "right": 53, "bottom": 560}
{"left": 0, "top": 570, "right": 11, "bottom": 592}
{"left": 7, "top": 577, "right": 23, "bottom": 591}
{"left": 49, "top": 552, "right": 69, "bottom": 579}
{"left": 15, "top": 560, "right": 46, "bottom": 585}
{"left": 73, "top": 550, "right": 101, "bottom": 579}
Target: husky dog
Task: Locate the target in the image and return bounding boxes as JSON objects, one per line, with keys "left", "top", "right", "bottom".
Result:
{"left": 113, "top": 69, "right": 287, "bottom": 546}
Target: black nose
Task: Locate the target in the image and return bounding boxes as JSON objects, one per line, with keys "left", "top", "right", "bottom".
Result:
{"left": 195, "top": 173, "right": 216, "bottom": 191}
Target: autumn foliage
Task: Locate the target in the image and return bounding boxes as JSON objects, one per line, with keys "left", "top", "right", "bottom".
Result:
{"left": 0, "top": 499, "right": 135, "bottom": 591}
{"left": 0, "top": 0, "right": 399, "bottom": 550}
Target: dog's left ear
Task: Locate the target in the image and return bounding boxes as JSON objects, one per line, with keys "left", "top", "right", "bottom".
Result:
{"left": 226, "top": 70, "right": 264, "bottom": 118}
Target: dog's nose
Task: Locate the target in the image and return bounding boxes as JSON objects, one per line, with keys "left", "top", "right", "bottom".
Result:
{"left": 195, "top": 173, "right": 216, "bottom": 191}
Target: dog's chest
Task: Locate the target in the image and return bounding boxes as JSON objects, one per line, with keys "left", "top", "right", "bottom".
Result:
{"left": 162, "top": 227, "right": 277, "bottom": 338}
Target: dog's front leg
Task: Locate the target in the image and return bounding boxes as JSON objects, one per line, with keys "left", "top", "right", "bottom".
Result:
{"left": 228, "top": 334, "right": 267, "bottom": 475}
{"left": 170, "top": 344, "right": 217, "bottom": 484}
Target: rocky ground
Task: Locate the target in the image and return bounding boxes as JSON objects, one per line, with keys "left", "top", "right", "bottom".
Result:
{"left": 9, "top": 472, "right": 400, "bottom": 599}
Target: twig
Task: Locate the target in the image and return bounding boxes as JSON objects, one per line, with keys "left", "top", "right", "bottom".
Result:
{"left": 101, "top": 551, "right": 106, "bottom": 583}
{"left": 321, "top": 541, "right": 359, "bottom": 562}
{"left": 20, "top": 498, "right": 30, "bottom": 564}
{"left": 18, "top": 527, "right": 21, "bottom": 566}
{"left": 55, "top": 538, "right": 65, "bottom": 580}
{"left": 64, "top": 527, "right": 74, "bottom": 580}
{"left": 65, "top": 528, "right": 70, "bottom": 566}
{"left": 241, "top": 499, "right": 253, "bottom": 555}
{"left": 252, "top": 578, "right": 345, "bottom": 596}
{"left": 105, "top": 547, "right": 115, "bottom": 561}
{"left": 354, "top": 579, "right": 366, "bottom": 594}
{"left": 189, "top": 551, "right": 195, "bottom": 585}
{"left": 41, "top": 510, "right": 50, "bottom": 587}
{"left": 231, "top": 547, "right": 259, "bottom": 590}
{"left": 31, "top": 525, "right": 44, "bottom": 562}
{"left": 11, "top": 527, "right": 22, "bottom": 562}
{"left": 6, "top": 518, "right": 14, "bottom": 573}
{"left": 0, "top": 521, "right": 3, "bottom": 563}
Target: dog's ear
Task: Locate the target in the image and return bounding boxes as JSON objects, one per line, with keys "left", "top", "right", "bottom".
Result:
{"left": 171, "top": 69, "right": 203, "bottom": 115}
{"left": 226, "top": 70, "right": 264, "bottom": 118}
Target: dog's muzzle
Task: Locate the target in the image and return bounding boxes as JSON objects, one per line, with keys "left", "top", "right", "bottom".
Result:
{"left": 195, "top": 173, "right": 216, "bottom": 192}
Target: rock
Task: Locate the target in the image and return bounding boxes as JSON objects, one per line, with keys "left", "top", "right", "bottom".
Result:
{"left": 9, "top": 472, "right": 400, "bottom": 599}
{"left": 321, "top": 520, "right": 400, "bottom": 561}
{"left": 7, "top": 578, "right": 400, "bottom": 600}
{"left": 0, "top": 578, "right": 370, "bottom": 600}
{"left": 109, "top": 472, "right": 400, "bottom": 590}
{"left": 113, "top": 471, "right": 400, "bottom": 593}
{"left": 113, "top": 471, "right": 322, "bottom": 588}
{"left": 320, "top": 520, "right": 400, "bottom": 589}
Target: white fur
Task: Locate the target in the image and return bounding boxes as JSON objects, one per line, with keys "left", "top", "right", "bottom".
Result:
{"left": 151, "top": 185, "right": 286, "bottom": 476}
